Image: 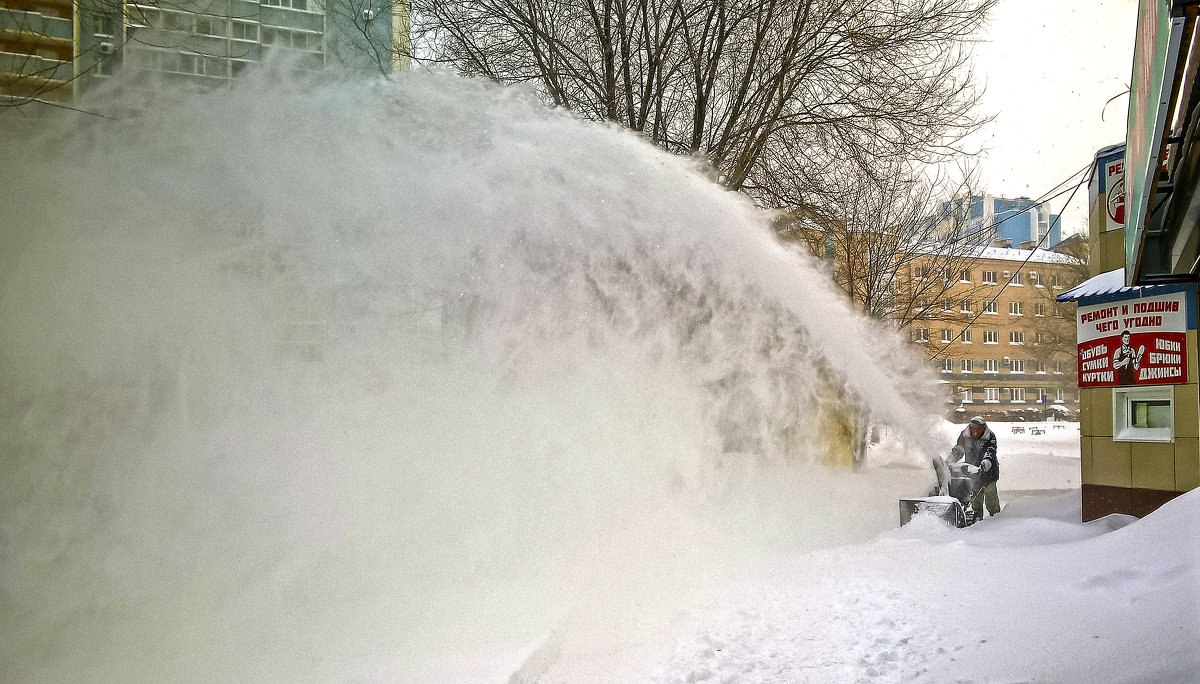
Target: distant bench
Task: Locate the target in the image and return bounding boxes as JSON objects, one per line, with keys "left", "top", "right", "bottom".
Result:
{"left": 1011, "top": 426, "right": 1025, "bottom": 433}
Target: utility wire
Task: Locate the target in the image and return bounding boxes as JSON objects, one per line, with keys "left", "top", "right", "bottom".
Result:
{"left": 928, "top": 167, "right": 1089, "bottom": 363}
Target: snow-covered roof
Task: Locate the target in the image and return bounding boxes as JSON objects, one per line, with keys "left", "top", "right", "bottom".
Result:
{"left": 1055, "top": 268, "right": 1143, "bottom": 302}
{"left": 912, "top": 243, "right": 1080, "bottom": 265}
{"left": 972, "top": 245, "right": 1078, "bottom": 265}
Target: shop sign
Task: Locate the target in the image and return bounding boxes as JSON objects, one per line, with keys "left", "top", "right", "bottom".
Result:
{"left": 1077, "top": 291, "right": 1187, "bottom": 387}
{"left": 1105, "top": 159, "right": 1125, "bottom": 231}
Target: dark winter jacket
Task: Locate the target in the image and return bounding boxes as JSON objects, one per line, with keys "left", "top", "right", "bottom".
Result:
{"left": 954, "top": 426, "right": 999, "bottom": 484}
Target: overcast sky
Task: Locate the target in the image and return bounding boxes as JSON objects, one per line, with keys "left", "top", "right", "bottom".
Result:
{"left": 969, "top": 0, "right": 1139, "bottom": 235}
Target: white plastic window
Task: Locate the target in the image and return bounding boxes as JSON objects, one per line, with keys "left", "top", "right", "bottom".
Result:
{"left": 1113, "top": 386, "right": 1174, "bottom": 443}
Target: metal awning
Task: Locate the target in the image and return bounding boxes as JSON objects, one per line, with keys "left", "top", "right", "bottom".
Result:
{"left": 1056, "top": 267, "right": 1187, "bottom": 303}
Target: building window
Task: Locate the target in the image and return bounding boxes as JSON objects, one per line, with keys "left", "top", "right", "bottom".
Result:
{"left": 1113, "top": 386, "right": 1174, "bottom": 442}
{"left": 961, "top": 359, "right": 972, "bottom": 373}
{"left": 1009, "top": 301, "right": 1023, "bottom": 316}
{"left": 984, "top": 330, "right": 998, "bottom": 344}
{"left": 983, "top": 270, "right": 998, "bottom": 285}
{"left": 960, "top": 269, "right": 971, "bottom": 283}
{"left": 985, "top": 359, "right": 999, "bottom": 373}
{"left": 194, "top": 16, "right": 227, "bottom": 36}
{"left": 1035, "top": 360, "right": 1047, "bottom": 374}
{"left": 960, "top": 387, "right": 973, "bottom": 402}
{"left": 942, "top": 299, "right": 953, "bottom": 312}
{"left": 1030, "top": 272, "right": 1042, "bottom": 287}
{"left": 1010, "top": 271, "right": 1023, "bottom": 286}
{"left": 94, "top": 15, "right": 115, "bottom": 37}
{"left": 263, "top": 0, "right": 311, "bottom": 10}
{"left": 1054, "top": 361, "right": 1065, "bottom": 374}
{"left": 915, "top": 328, "right": 929, "bottom": 343}
{"left": 1052, "top": 274, "right": 1062, "bottom": 288}
{"left": 941, "top": 329, "right": 953, "bottom": 343}
{"left": 1034, "top": 302, "right": 1046, "bottom": 317}
{"left": 1052, "top": 305, "right": 1063, "bottom": 318}
{"left": 913, "top": 265, "right": 928, "bottom": 280}
{"left": 1056, "top": 388, "right": 1065, "bottom": 402}
{"left": 1036, "top": 388, "right": 1047, "bottom": 403}
{"left": 1011, "top": 360, "right": 1025, "bottom": 373}
{"left": 231, "top": 20, "right": 259, "bottom": 41}
{"left": 942, "top": 358, "right": 954, "bottom": 373}
{"left": 983, "top": 300, "right": 998, "bottom": 315}
{"left": 1011, "top": 387, "right": 1026, "bottom": 402}
{"left": 985, "top": 387, "right": 1000, "bottom": 402}
{"left": 1010, "top": 331, "right": 1024, "bottom": 345}
{"left": 962, "top": 329, "right": 972, "bottom": 344}
{"left": 960, "top": 299, "right": 972, "bottom": 313}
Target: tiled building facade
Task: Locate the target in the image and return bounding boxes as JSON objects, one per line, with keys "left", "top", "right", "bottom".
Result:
{"left": 910, "top": 247, "right": 1084, "bottom": 419}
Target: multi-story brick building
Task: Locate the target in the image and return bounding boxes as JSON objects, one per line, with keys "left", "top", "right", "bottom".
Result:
{"left": 910, "top": 245, "right": 1085, "bottom": 420}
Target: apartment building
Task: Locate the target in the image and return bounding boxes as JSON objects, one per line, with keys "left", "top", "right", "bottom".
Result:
{"left": 0, "top": 0, "right": 75, "bottom": 103}
{"left": 1, "top": 0, "right": 407, "bottom": 105}
{"left": 910, "top": 246, "right": 1084, "bottom": 419}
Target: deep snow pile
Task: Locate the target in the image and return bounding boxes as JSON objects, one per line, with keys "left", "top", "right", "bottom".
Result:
{"left": 523, "top": 486, "right": 1199, "bottom": 683}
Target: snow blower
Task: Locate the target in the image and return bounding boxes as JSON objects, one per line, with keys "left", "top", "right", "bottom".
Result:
{"left": 899, "top": 461, "right": 983, "bottom": 528}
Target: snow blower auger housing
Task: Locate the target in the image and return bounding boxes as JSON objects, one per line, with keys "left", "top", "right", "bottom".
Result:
{"left": 899, "top": 462, "right": 982, "bottom": 528}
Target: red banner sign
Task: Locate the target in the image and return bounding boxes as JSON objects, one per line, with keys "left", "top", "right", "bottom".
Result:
{"left": 1076, "top": 292, "right": 1188, "bottom": 387}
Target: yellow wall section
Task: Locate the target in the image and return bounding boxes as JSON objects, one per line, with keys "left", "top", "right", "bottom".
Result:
{"left": 1175, "top": 384, "right": 1199, "bottom": 439}
{"left": 1176, "top": 438, "right": 1200, "bottom": 490}
{"left": 1091, "top": 439, "right": 1132, "bottom": 487}
{"left": 1131, "top": 441, "right": 1176, "bottom": 490}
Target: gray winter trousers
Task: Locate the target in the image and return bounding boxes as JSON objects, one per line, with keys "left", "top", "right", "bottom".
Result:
{"left": 972, "top": 482, "right": 1001, "bottom": 518}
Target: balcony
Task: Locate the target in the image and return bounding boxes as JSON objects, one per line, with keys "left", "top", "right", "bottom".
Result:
{"left": 0, "top": 49, "right": 73, "bottom": 83}
{"left": 0, "top": 8, "right": 72, "bottom": 41}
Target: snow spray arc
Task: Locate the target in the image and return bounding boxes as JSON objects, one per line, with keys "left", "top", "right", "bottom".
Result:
{"left": 0, "top": 71, "right": 940, "bottom": 681}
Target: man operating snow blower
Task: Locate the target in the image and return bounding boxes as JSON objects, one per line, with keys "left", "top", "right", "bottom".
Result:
{"left": 952, "top": 416, "right": 1000, "bottom": 519}
{"left": 899, "top": 416, "right": 1001, "bottom": 527}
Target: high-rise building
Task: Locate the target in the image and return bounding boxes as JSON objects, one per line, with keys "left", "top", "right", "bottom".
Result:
{"left": 967, "top": 194, "right": 1062, "bottom": 250}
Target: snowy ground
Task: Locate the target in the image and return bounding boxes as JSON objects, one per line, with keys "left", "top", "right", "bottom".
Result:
{"left": 513, "top": 422, "right": 1200, "bottom": 683}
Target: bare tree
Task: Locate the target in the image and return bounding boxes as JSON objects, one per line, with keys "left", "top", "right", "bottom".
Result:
{"left": 778, "top": 160, "right": 992, "bottom": 331}
{"left": 408, "top": 0, "right": 995, "bottom": 207}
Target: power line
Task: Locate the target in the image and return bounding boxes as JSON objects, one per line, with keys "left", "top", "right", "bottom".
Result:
{"left": 928, "top": 168, "right": 1088, "bottom": 362}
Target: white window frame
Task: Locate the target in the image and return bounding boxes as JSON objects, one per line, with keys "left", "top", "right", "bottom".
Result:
{"left": 985, "top": 359, "right": 999, "bottom": 374}
{"left": 1010, "top": 271, "right": 1024, "bottom": 286}
{"left": 941, "top": 328, "right": 953, "bottom": 343}
{"left": 915, "top": 328, "right": 930, "bottom": 343}
{"left": 1011, "top": 360, "right": 1025, "bottom": 373}
{"left": 961, "top": 359, "right": 972, "bottom": 373}
{"left": 1113, "top": 386, "right": 1174, "bottom": 443}
{"left": 983, "top": 270, "right": 998, "bottom": 285}
{"left": 960, "top": 299, "right": 972, "bottom": 313}
{"left": 1009, "top": 331, "right": 1024, "bottom": 345}
{"left": 960, "top": 269, "right": 971, "bottom": 283}
{"left": 1009, "top": 301, "right": 1023, "bottom": 316}
{"left": 960, "top": 387, "right": 973, "bottom": 403}
{"left": 1035, "top": 302, "right": 1046, "bottom": 317}
{"left": 985, "top": 387, "right": 1000, "bottom": 403}
{"left": 984, "top": 330, "right": 998, "bottom": 344}
{"left": 1011, "top": 387, "right": 1026, "bottom": 403}
{"left": 983, "top": 300, "right": 998, "bottom": 315}
{"left": 962, "top": 329, "right": 972, "bottom": 344}
{"left": 942, "top": 358, "right": 954, "bottom": 373}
